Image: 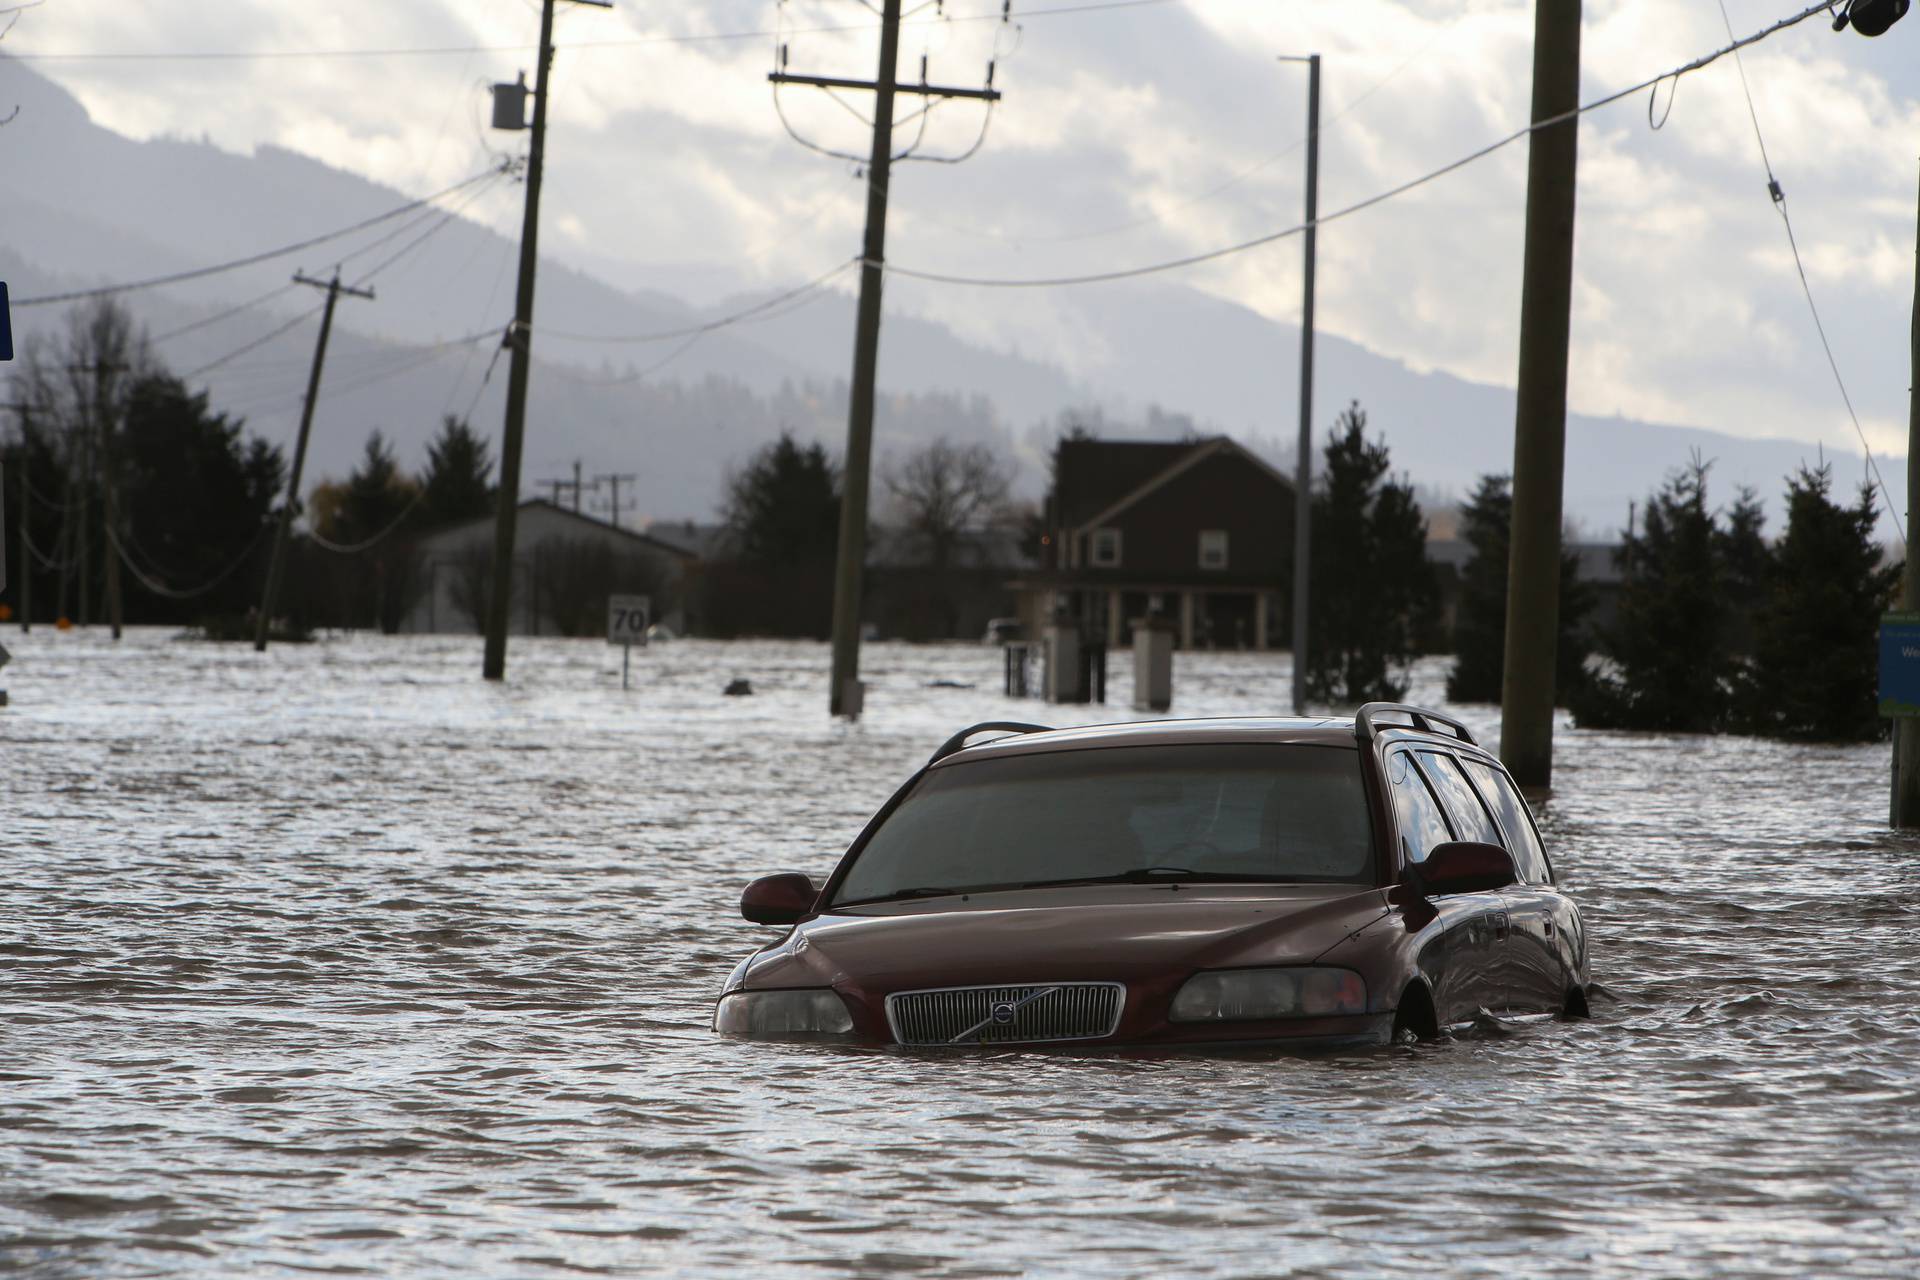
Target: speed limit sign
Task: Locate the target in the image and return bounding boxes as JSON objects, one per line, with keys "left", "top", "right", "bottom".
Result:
{"left": 608, "top": 595, "right": 651, "bottom": 647}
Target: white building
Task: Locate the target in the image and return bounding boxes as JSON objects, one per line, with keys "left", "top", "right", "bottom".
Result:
{"left": 401, "top": 499, "right": 697, "bottom": 636}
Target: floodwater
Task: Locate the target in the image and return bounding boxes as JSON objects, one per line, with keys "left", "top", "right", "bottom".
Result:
{"left": 3, "top": 629, "right": 1918, "bottom": 1278}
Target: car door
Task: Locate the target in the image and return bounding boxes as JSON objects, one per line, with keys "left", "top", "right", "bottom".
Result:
{"left": 1412, "top": 749, "right": 1520, "bottom": 1015}
{"left": 1385, "top": 748, "right": 1505, "bottom": 1027}
{"left": 1460, "top": 757, "right": 1573, "bottom": 1015}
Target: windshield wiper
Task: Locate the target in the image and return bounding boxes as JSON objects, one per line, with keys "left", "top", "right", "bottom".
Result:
{"left": 1012, "top": 868, "right": 1291, "bottom": 888}
{"left": 839, "top": 885, "right": 976, "bottom": 906}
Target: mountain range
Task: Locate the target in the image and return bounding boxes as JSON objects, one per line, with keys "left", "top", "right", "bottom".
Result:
{"left": 2, "top": 53, "right": 1902, "bottom": 540}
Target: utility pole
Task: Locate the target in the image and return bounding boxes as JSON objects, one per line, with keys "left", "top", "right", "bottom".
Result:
{"left": 1499, "top": 0, "right": 1582, "bottom": 790}
{"left": 595, "top": 471, "right": 636, "bottom": 527}
{"left": 5, "top": 402, "right": 29, "bottom": 632}
{"left": 255, "top": 271, "right": 374, "bottom": 652}
{"left": 75, "top": 389, "right": 90, "bottom": 628}
{"left": 772, "top": 0, "right": 1001, "bottom": 717}
{"left": 482, "top": 0, "right": 612, "bottom": 682}
{"left": 570, "top": 459, "right": 594, "bottom": 513}
{"left": 15, "top": 439, "right": 28, "bottom": 633}
{"left": 1280, "top": 53, "right": 1320, "bottom": 716}
{"left": 68, "top": 360, "right": 127, "bottom": 636}
{"left": 1895, "top": 161, "right": 1920, "bottom": 828}
{"left": 539, "top": 461, "right": 598, "bottom": 512}
{"left": 95, "top": 364, "right": 126, "bottom": 640}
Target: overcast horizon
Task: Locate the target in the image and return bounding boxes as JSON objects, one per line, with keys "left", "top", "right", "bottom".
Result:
{"left": 6, "top": 0, "right": 1920, "bottom": 478}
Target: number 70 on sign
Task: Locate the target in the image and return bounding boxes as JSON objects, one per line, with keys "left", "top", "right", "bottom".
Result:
{"left": 609, "top": 594, "right": 650, "bottom": 691}
{"left": 608, "top": 595, "right": 651, "bottom": 647}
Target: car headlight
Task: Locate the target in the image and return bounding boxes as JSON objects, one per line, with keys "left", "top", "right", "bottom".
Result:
{"left": 1169, "top": 967, "right": 1367, "bottom": 1022}
{"left": 713, "top": 988, "right": 856, "bottom": 1039}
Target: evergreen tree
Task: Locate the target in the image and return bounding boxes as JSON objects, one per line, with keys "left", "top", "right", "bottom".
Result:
{"left": 1570, "top": 460, "right": 1744, "bottom": 731}
{"left": 418, "top": 415, "right": 495, "bottom": 528}
{"left": 1741, "top": 464, "right": 1896, "bottom": 741}
{"left": 1445, "top": 473, "right": 1594, "bottom": 704}
{"left": 721, "top": 432, "right": 840, "bottom": 568}
{"left": 704, "top": 432, "right": 842, "bottom": 637}
{"left": 1305, "top": 402, "right": 1437, "bottom": 704}
{"left": 331, "top": 431, "right": 418, "bottom": 545}
{"left": 117, "top": 373, "right": 284, "bottom": 623}
{"left": 310, "top": 431, "right": 425, "bottom": 632}
{"left": 1718, "top": 483, "right": 1770, "bottom": 654}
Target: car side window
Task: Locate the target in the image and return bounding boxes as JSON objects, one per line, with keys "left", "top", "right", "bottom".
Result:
{"left": 1462, "top": 758, "right": 1552, "bottom": 884}
{"left": 1415, "top": 751, "right": 1503, "bottom": 848}
{"left": 1386, "top": 750, "right": 1454, "bottom": 865}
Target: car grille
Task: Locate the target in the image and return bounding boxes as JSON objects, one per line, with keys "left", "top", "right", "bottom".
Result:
{"left": 885, "top": 983, "right": 1125, "bottom": 1046}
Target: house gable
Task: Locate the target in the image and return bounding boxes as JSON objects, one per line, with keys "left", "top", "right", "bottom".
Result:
{"left": 1092, "top": 445, "right": 1293, "bottom": 581}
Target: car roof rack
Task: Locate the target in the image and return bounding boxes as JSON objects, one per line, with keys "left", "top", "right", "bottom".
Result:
{"left": 929, "top": 721, "right": 1055, "bottom": 765}
{"left": 1353, "top": 702, "right": 1477, "bottom": 746}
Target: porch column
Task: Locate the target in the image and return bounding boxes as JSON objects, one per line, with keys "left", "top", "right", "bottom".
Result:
{"left": 1254, "top": 589, "right": 1269, "bottom": 650}
{"left": 1107, "top": 589, "right": 1122, "bottom": 648}
{"left": 1179, "top": 590, "right": 1196, "bottom": 650}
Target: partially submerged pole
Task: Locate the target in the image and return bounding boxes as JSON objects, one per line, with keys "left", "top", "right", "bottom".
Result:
{"left": 1499, "top": 0, "right": 1582, "bottom": 789}
{"left": 1894, "top": 161, "right": 1920, "bottom": 828}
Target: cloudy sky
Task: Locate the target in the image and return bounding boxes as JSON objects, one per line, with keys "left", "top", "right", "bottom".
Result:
{"left": 11, "top": 0, "right": 1920, "bottom": 458}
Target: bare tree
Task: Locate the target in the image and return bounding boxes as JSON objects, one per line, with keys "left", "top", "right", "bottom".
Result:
{"left": 884, "top": 438, "right": 1013, "bottom": 575}
{"left": 10, "top": 298, "right": 152, "bottom": 624}
{"left": 883, "top": 437, "right": 1013, "bottom": 637}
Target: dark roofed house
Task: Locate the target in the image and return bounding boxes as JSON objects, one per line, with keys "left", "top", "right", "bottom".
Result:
{"left": 1017, "top": 436, "right": 1296, "bottom": 650}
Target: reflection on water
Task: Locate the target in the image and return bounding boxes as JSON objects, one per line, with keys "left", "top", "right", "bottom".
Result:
{"left": 3, "top": 630, "right": 1918, "bottom": 1277}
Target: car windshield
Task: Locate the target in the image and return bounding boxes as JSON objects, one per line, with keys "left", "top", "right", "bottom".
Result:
{"left": 831, "top": 743, "right": 1375, "bottom": 905}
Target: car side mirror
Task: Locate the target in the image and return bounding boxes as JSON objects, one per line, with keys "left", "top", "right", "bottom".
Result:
{"left": 741, "top": 873, "right": 817, "bottom": 925}
{"left": 1412, "top": 841, "right": 1517, "bottom": 897}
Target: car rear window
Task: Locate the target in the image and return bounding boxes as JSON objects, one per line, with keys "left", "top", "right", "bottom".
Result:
{"left": 831, "top": 744, "right": 1376, "bottom": 905}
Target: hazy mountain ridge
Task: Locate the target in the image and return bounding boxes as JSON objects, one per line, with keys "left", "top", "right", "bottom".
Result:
{"left": 3, "top": 53, "right": 1900, "bottom": 536}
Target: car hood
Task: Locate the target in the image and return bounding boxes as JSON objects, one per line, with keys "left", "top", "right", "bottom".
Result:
{"left": 737, "top": 884, "right": 1392, "bottom": 993}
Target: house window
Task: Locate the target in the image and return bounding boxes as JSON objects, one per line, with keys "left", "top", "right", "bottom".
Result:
{"left": 1090, "top": 528, "right": 1122, "bottom": 568}
{"left": 1199, "top": 529, "right": 1229, "bottom": 570}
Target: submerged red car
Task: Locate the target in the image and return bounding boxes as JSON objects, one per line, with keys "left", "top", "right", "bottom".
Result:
{"left": 715, "top": 705, "right": 1590, "bottom": 1049}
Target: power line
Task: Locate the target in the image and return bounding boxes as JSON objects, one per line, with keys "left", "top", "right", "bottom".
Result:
{"left": 877, "top": 0, "right": 1842, "bottom": 289}
{"left": 149, "top": 282, "right": 300, "bottom": 345}
{"left": 925, "top": 30, "right": 1439, "bottom": 247}
{"left": 1712, "top": 0, "right": 1905, "bottom": 547}
{"left": 306, "top": 488, "right": 427, "bottom": 555}
{"left": 220, "top": 326, "right": 503, "bottom": 415}
{"left": 180, "top": 305, "right": 323, "bottom": 381}
{"left": 6, "top": 0, "right": 1176, "bottom": 62}
{"left": 532, "top": 257, "right": 858, "bottom": 343}
{"left": 13, "top": 163, "right": 513, "bottom": 307}
{"left": 106, "top": 521, "right": 268, "bottom": 601}
{"left": 345, "top": 170, "right": 510, "bottom": 287}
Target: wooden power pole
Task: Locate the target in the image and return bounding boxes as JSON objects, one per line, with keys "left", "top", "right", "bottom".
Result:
{"left": 68, "top": 359, "right": 128, "bottom": 637}
{"left": 1499, "top": 0, "right": 1582, "bottom": 790}
{"left": 595, "top": 471, "right": 637, "bottom": 527}
{"left": 255, "top": 271, "right": 373, "bottom": 652}
{"left": 1895, "top": 162, "right": 1920, "bottom": 828}
{"left": 482, "top": 0, "right": 612, "bottom": 681}
{"left": 772, "top": 0, "right": 1001, "bottom": 717}
{"left": 1280, "top": 53, "right": 1320, "bottom": 715}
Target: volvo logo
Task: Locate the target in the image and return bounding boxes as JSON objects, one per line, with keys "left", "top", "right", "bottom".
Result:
{"left": 948, "top": 986, "right": 1060, "bottom": 1044}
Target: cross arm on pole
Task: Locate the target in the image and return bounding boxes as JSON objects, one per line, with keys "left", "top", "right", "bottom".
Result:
{"left": 293, "top": 271, "right": 375, "bottom": 300}
{"left": 768, "top": 71, "right": 1001, "bottom": 102}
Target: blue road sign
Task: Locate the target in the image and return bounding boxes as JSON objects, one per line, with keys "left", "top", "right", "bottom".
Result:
{"left": 1879, "top": 613, "right": 1920, "bottom": 717}
{"left": 0, "top": 282, "right": 12, "bottom": 362}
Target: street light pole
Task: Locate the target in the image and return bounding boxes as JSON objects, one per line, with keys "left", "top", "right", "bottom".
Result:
{"left": 1280, "top": 53, "right": 1320, "bottom": 715}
